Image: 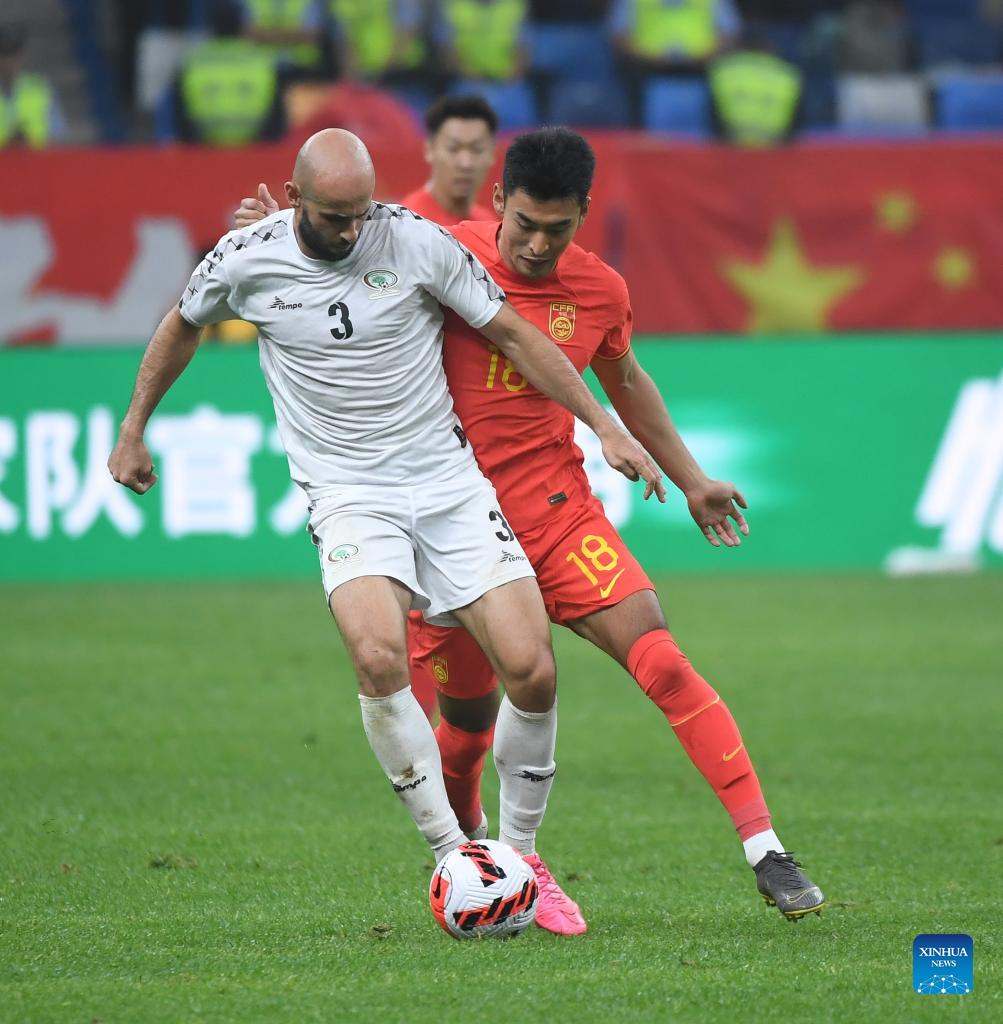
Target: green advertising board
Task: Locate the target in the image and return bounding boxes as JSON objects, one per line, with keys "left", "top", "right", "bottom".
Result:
{"left": 1, "top": 335, "right": 1002, "bottom": 581}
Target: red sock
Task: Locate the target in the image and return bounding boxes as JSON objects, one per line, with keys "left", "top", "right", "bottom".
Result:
{"left": 627, "top": 629, "right": 771, "bottom": 840}
{"left": 435, "top": 718, "right": 494, "bottom": 834}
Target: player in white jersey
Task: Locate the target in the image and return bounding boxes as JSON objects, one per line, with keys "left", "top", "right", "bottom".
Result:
{"left": 108, "top": 130, "right": 664, "bottom": 898}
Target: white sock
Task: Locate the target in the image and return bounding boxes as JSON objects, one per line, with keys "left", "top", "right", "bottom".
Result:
{"left": 493, "top": 694, "right": 557, "bottom": 855}
{"left": 744, "top": 828, "right": 785, "bottom": 868}
{"left": 359, "top": 686, "right": 466, "bottom": 861}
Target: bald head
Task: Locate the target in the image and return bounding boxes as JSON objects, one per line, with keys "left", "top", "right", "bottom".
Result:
{"left": 293, "top": 128, "right": 375, "bottom": 204}
{"left": 287, "top": 129, "right": 376, "bottom": 262}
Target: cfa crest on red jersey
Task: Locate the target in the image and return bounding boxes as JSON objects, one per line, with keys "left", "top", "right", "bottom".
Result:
{"left": 549, "top": 302, "right": 576, "bottom": 341}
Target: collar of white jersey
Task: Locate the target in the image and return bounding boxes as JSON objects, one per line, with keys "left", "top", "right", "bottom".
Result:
{"left": 285, "top": 205, "right": 372, "bottom": 270}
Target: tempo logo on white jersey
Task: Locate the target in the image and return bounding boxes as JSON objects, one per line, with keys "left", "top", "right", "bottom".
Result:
{"left": 887, "top": 369, "right": 1003, "bottom": 574}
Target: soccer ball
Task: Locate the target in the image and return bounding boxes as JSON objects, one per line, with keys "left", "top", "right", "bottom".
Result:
{"left": 429, "top": 840, "right": 538, "bottom": 939}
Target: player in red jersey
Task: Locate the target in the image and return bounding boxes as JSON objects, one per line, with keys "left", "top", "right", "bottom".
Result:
{"left": 414, "top": 129, "right": 825, "bottom": 932}
{"left": 399, "top": 94, "right": 498, "bottom": 225}
{"left": 234, "top": 128, "right": 825, "bottom": 934}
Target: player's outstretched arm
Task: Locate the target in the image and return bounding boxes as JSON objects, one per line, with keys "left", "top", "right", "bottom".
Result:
{"left": 108, "top": 306, "right": 202, "bottom": 494}
{"left": 233, "top": 183, "right": 280, "bottom": 229}
{"left": 478, "top": 303, "right": 666, "bottom": 502}
{"left": 592, "top": 349, "right": 749, "bottom": 547}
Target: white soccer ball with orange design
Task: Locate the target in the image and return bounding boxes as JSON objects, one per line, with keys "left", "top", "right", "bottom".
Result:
{"left": 429, "top": 840, "right": 538, "bottom": 939}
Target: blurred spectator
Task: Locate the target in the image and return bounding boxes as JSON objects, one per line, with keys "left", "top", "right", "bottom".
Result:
{"left": 238, "top": 0, "right": 327, "bottom": 75}
{"left": 0, "top": 24, "right": 66, "bottom": 148}
{"left": 708, "top": 32, "right": 801, "bottom": 145}
{"left": 401, "top": 94, "right": 498, "bottom": 221}
{"left": 610, "top": 0, "right": 741, "bottom": 71}
{"left": 610, "top": 0, "right": 741, "bottom": 125}
{"left": 836, "top": 1, "right": 908, "bottom": 73}
{"left": 170, "top": 4, "right": 285, "bottom": 144}
{"left": 438, "top": 0, "right": 530, "bottom": 82}
{"left": 328, "top": 0, "right": 425, "bottom": 83}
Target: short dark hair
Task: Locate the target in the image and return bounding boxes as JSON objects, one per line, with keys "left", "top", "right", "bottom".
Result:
{"left": 425, "top": 95, "right": 498, "bottom": 137}
{"left": 502, "top": 127, "right": 595, "bottom": 206}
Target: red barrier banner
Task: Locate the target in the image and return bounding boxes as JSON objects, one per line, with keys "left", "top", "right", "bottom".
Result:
{"left": 1, "top": 136, "right": 1001, "bottom": 342}
{"left": 617, "top": 139, "right": 1003, "bottom": 334}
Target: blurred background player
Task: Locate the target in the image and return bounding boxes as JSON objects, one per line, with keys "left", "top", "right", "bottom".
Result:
{"left": 400, "top": 94, "right": 498, "bottom": 224}
{"left": 0, "top": 23, "right": 65, "bottom": 148}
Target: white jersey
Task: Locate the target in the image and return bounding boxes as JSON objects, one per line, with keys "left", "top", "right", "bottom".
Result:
{"left": 178, "top": 205, "right": 505, "bottom": 492}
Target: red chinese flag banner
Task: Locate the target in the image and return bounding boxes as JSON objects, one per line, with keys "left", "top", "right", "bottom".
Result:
{"left": 616, "top": 138, "right": 1003, "bottom": 335}
{"left": 1, "top": 137, "right": 1002, "bottom": 343}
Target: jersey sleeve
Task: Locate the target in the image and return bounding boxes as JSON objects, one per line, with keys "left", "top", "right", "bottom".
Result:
{"left": 178, "top": 237, "right": 238, "bottom": 327}
{"left": 420, "top": 221, "right": 506, "bottom": 329}
{"left": 593, "top": 271, "right": 633, "bottom": 362}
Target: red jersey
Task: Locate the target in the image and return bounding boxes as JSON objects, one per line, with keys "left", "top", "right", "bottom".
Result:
{"left": 443, "top": 220, "right": 632, "bottom": 533}
{"left": 399, "top": 186, "right": 496, "bottom": 225}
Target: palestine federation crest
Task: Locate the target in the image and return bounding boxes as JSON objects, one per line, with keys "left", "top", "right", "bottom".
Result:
{"left": 549, "top": 302, "right": 576, "bottom": 341}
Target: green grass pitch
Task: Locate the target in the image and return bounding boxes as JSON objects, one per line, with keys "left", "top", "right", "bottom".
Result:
{"left": 1, "top": 574, "right": 1000, "bottom": 1023}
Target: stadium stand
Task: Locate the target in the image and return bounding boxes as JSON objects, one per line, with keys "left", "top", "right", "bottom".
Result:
{"left": 449, "top": 78, "right": 537, "bottom": 130}
{"left": 15, "top": 0, "right": 1003, "bottom": 143}
{"left": 935, "top": 73, "right": 1003, "bottom": 131}
{"left": 643, "top": 77, "right": 712, "bottom": 137}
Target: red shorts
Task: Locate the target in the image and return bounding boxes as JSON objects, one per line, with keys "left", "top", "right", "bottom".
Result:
{"left": 408, "top": 489, "right": 654, "bottom": 700}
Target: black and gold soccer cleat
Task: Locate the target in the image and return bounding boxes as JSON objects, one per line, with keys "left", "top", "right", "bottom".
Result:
{"left": 754, "top": 851, "right": 825, "bottom": 920}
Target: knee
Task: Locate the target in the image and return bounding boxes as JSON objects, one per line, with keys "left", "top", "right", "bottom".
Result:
{"left": 353, "top": 641, "right": 409, "bottom": 697}
{"left": 628, "top": 630, "right": 702, "bottom": 705}
{"left": 501, "top": 643, "right": 556, "bottom": 713}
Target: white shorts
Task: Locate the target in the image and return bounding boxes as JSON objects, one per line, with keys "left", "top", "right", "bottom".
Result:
{"left": 307, "top": 467, "right": 536, "bottom": 626}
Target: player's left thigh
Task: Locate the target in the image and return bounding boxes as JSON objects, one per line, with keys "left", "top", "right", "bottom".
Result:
{"left": 566, "top": 589, "right": 667, "bottom": 670}
{"left": 453, "top": 578, "right": 556, "bottom": 713}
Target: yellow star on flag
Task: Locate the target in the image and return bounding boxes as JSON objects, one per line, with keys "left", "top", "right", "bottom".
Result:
{"left": 934, "top": 247, "right": 975, "bottom": 290}
{"left": 876, "top": 191, "right": 918, "bottom": 233}
{"left": 721, "top": 218, "right": 864, "bottom": 333}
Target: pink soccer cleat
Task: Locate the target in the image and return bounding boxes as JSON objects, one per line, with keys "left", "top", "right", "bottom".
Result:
{"left": 524, "top": 852, "right": 587, "bottom": 935}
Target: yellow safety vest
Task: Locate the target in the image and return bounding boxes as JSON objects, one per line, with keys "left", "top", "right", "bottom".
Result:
{"left": 0, "top": 74, "right": 54, "bottom": 148}
{"left": 181, "top": 39, "right": 278, "bottom": 147}
{"left": 246, "top": 0, "right": 322, "bottom": 69}
{"left": 329, "top": 0, "right": 424, "bottom": 76}
{"left": 709, "top": 51, "right": 801, "bottom": 146}
{"left": 445, "top": 0, "right": 526, "bottom": 81}
{"left": 631, "top": 0, "right": 717, "bottom": 61}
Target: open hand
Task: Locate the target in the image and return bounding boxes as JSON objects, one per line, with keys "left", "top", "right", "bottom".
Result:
{"left": 233, "top": 182, "right": 280, "bottom": 229}
{"left": 686, "top": 480, "right": 748, "bottom": 547}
